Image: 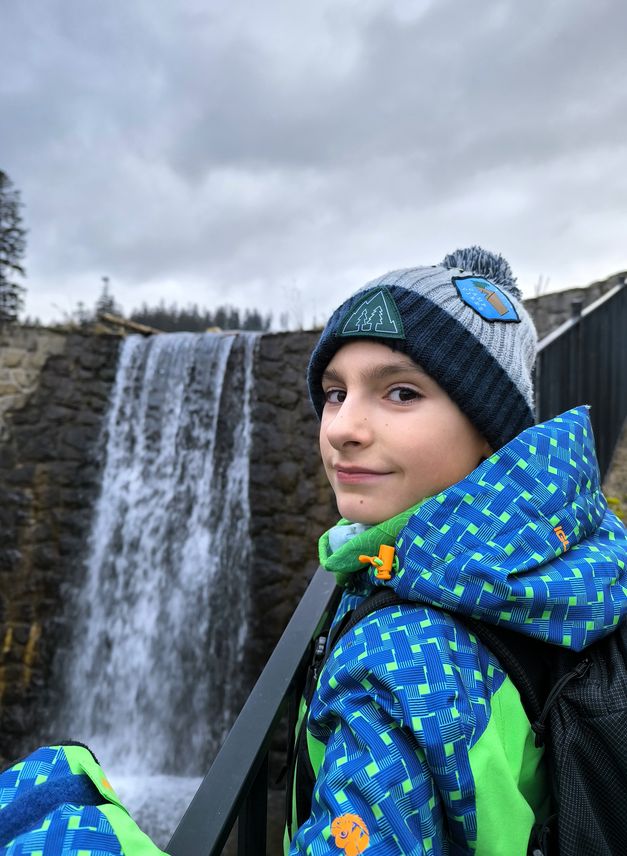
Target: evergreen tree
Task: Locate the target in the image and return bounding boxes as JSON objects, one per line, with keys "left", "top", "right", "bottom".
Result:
{"left": 95, "top": 276, "right": 123, "bottom": 317}
{"left": 0, "top": 170, "right": 26, "bottom": 322}
{"left": 129, "top": 301, "right": 272, "bottom": 332}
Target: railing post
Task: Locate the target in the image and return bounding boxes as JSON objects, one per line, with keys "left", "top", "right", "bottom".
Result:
{"left": 570, "top": 298, "right": 583, "bottom": 319}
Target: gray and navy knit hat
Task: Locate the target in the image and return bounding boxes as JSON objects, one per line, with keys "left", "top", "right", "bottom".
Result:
{"left": 307, "top": 246, "right": 538, "bottom": 450}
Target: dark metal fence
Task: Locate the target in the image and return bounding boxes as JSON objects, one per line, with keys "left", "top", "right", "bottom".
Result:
{"left": 167, "top": 566, "right": 337, "bottom": 856}
{"left": 535, "top": 281, "right": 626, "bottom": 479}
{"left": 167, "top": 282, "right": 626, "bottom": 856}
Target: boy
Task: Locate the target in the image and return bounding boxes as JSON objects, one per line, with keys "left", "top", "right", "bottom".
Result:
{"left": 287, "top": 246, "right": 627, "bottom": 854}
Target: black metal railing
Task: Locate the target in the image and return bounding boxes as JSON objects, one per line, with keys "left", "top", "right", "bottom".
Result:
{"left": 535, "top": 281, "right": 626, "bottom": 479}
{"left": 167, "top": 282, "right": 626, "bottom": 856}
{"left": 167, "top": 566, "right": 337, "bottom": 856}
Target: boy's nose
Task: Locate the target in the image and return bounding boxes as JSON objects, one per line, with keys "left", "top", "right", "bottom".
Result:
{"left": 324, "top": 396, "right": 373, "bottom": 449}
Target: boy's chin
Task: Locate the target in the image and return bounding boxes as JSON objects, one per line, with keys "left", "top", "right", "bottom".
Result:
{"left": 335, "top": 498, "right": 407, "bottom": 526}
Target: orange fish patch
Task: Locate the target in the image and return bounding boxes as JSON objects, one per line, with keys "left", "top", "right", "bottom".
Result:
{"left": 331, "top": 813, "right": 370, "bottom": 854}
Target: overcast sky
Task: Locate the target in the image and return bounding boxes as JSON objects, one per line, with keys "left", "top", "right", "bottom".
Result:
{"left": 2, "top": 0, "right": 626, "bottom": 326}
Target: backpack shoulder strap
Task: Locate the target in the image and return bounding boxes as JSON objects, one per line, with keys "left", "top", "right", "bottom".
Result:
{"left": 325, "top": 587, "right": 404, "bottom": 659}
{"left": 460, "top": 616, "right": 549, "bottom": 725}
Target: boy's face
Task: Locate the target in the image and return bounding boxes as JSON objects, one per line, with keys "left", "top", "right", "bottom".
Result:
{"left": 319, "top": 340, "right": 492, "bottom": 525}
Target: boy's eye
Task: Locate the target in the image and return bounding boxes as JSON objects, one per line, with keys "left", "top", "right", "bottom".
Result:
{"left": 388, "top": 386, "right": 420, "bottom": 403}
{"left": 324, "top": 388, "right": 346, "bottom": 404}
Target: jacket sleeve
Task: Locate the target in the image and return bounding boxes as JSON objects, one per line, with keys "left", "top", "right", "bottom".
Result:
{"left": 0, "top": 744, "right": 168, "bottom": 856}
{"left": 287, "top": 606, "right": 482, "bottom": 856}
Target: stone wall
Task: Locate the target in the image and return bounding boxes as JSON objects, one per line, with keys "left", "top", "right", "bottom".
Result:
{"left": 0, "top": 327, "right": 121, "bottom": 761}
{"left": 524, "top": 273, "right": 625, "bottom": 340}
{"left": 247, "top": 332, "right": 336, "bottom": 684}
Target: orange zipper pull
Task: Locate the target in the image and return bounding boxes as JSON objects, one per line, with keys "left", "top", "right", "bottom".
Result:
{"left": 358, "top": 544, "right": 395, "bottom": 580}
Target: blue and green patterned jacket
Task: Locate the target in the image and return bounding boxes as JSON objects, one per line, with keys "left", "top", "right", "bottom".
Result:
{"left": 0, "top": 743, "right": 165, "bottom": 855}
{"left": 287, "top": 407, "right": 627, "bottom": 856}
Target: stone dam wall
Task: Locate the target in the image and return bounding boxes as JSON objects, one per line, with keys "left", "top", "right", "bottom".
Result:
{"left": 0, "top": 328, "right": 122, "bottom": 759}
{"left": 0, "top": 325, "right": 338, "bottom": 762}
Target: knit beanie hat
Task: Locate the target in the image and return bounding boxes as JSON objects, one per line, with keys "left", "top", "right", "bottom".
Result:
{"left": 307, "top": 246, "right": 538, "bottom": 451}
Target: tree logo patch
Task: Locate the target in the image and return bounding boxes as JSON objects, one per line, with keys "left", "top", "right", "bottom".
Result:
{"left": 338, "top": 288, "right": 405, "bottom": 339}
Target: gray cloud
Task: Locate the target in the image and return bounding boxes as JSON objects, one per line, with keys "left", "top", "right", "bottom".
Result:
{"left": 1, "top": 0, "right": 626, "bottom": 323}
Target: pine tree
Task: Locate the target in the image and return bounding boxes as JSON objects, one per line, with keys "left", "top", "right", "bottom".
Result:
{"left": 95, "top": 276, "right": 123, "bottom": 317}
{"left": 129, "top": 301, "right": 272, "bottom": 332}
{"left": 0, "top": 171, "right": 26, "bottom": 322}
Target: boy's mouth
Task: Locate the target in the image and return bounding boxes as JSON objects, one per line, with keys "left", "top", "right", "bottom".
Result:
{"left": 334, "top": 465, "right": 391, "bottom": 484}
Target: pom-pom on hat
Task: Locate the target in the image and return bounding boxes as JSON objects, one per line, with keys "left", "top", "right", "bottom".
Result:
{"left": 307, "top": 245, "right": 538, "bottom": 451}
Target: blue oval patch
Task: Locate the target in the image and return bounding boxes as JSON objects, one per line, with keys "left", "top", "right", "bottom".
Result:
{"left": 452, "top": 276, "right": 520, "bottom": 323}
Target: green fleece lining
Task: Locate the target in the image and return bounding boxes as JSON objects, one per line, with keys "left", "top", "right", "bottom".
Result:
{"left": 470, "top": 676, "right": 547, "bottom": 855}
{"left": 319, "top": 502, "right": 424, "bottom": 586}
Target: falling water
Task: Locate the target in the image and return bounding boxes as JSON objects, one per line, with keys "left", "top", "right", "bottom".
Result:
{"left": 59, "top": 331, "right": 257, "bottom": 845}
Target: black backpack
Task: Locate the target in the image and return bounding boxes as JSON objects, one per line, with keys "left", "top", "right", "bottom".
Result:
{"left": 288, "top": 587, "right": 627, "bottom": 856}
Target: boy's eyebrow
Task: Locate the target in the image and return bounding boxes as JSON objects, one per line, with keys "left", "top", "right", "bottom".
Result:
{"left": 322, "top": 358, "right": 429, "bottom": 384}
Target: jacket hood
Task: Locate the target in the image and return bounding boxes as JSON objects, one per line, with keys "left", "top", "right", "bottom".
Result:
{"left": 321, "top": 407, "right": 627, "bottom": 652}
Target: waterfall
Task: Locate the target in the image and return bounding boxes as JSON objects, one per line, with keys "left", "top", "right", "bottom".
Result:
{"left": 60, "top": 331, "right": 257, "bottom": 791}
